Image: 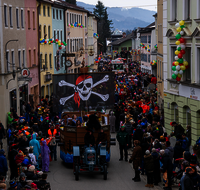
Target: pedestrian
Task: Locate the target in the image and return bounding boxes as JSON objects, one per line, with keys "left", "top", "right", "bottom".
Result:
{"left": 0, "top": 149, "right": 8, "bottom": 177}
{"left": 183, "top": 167, "right": 194, "bottom": 190}
{"left": 186, "top": 125, "right": 191, "bottom": 147}
{"left": 165, "top": 141, "right": 174, "bottom": 162}
{"left": 173, "top": 141, "right": 184, "bottom": 171}
{"left": 41, "top": 140, "right": 50, "bottom": 172}
{"left": 151, "top": 148, "right": 160, "bottom": 186}
{"left": 182, "top": 133, "right": 190, "bottom": 151}
{"left": 0, "top": 183, "right": 6, "bottom": 190}
{"left": 0, "top": 122, "right": 5, "bottom": 149}
{"left": 109, "top": 111, "right": 116, "bottom": 133}
{"left": 144, "top": 150, "right": 154, "bottom": 188}
{"left": 116, "top": 125, "right": 129, "bottom": 161}
{"left": 7, "top": 181, "right": 17, "bottom": 190}
{"left": 48, "top": 125, "right": 58, "bottom": 161}
{"left": 129, "top": 140, "right": 142, "bottom": 182}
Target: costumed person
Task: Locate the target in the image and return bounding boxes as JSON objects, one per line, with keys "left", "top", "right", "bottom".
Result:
{"left": 109, "top": 111, "right": 116, "bottom": 133}
{"left": 129, "top": 140, "right": 142, "bottom": 182}
{"left": 84, "top": 128, "right": 95, "bottom": 147}
{"left": 117, "top": 125, "right": 129, "bottom": 161}
{"left": 29, "top": 133, "right": 41, "bottom": 161}
{"left": 41, "top": 140, "right": 50, "bottom": 172}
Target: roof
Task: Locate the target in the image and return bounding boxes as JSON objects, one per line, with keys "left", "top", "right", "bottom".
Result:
{"left": 137, "top": 22, "right": 155, "bottom": 33}
{"left": 109, "top": 33, "right": 134, "bottom": 46}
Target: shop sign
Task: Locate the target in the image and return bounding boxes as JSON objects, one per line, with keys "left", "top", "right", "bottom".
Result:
{"left": 21, "top": 68, "right": 30, "bottom": 78}
{"left": 179, "top": 85, "right": 199, "bottom": 100}
{"left": 18, "top": 77, "right": 32, "bottom": 82}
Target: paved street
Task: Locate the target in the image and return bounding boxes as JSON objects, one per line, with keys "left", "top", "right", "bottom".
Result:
{"left": 47, "top": 140, "right": 161, "bottom": 190}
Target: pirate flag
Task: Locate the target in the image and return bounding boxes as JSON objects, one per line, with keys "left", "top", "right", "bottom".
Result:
{"left": 53, "top": 72, "right": 115, "bottom": 112}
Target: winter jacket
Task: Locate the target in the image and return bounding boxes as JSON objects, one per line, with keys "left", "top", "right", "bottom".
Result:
{"left": 130, "top": 145, "right": 142, "bottom": 169}
{"left": 173, "top": 144, "right": 184, "bottom": 162}
{"left": 182, "top": 137, "right": 189, "bottom": 151}
{"left": 165, "top": 146, "right": 174, "bottom": 162}
{"left": 173, "top": 125, "right": 185, "bottom": 138}
{"left": 144, "top": 154, "right": 154, "bottom": 172}
{"left": 15, "top": 154, "right": 24, "bottom": 165}
{"left": 29, "top": 133, "right": 41, "bottom": 160}
{"left": 151, "top": 152, "right": 160, "bottom": 172}
{"left": 183, "top": 173, "right": 194, "bottom": 190}
{"left": 109, "top": 113, "right": 116, "bottom": 127}
{"left": 0, "top": 154, "right": 8, "bottom": 175}
{"left": 7, "top": 112, "right": 13, "bottom": 125}
{"left": 84, "top": 132, "right": 95, "bottom": 146}
{"left": 162, "top": 153, "right": 173, "bottom": 174}
{"left": 28, "top": 153, "right": 37, "bottom": 165}
{"left": 0, "top": 124, "right": 5, "bottom": 139}
{"left": 124, "top": 122, "right": 133, "bottom": 135}
{"left": 116, "top": 130, "right": 129, "bottom": 146}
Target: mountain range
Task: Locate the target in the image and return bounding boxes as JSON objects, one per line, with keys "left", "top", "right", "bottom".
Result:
{"left": 77, "top": 1, "right": 156, "bottom": 31}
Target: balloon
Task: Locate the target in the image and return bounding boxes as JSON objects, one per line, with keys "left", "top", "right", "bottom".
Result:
{"left": 176, "top": 77, "right": 181, "bottom": 81}
{"left": 179, "top": 70, "right": 183, "bottom": 75}
{"left": 175, "top": 23, "right": 180, "bottom": 28}
{"left": 175, "top": 61, "right": 179, "bottom": 66}
{"left": 177, "top": 47, "right": 181, "bottom": 51}
{"left": 179, "top": 20, "right": 185, "bottom": 26}
{"left": 176, "top": 65, "right": 180, "bottom": 70}
{"left": 180, "top": 31, "right": 184, "bottom": 35}
{"left": 176, "top": 41, "right": 181, "bottom": 45}
{"left": 172, "top": 66, "right": 176, "bottom": 71}
{"left": 175, "top": 56, "right": 179, "bottom": 60}
{"left": 180, "top": 50, "right": 185, "bottom": 54}
{"left": 176, "top": 34, "right": 181, "bottom": 39}
{"left": 186, "top": 65, "right": 189, "bottom": 69}
{"left": 172, "top": 74, "right": 177, "bottom": 79}
{"left": 174, "top": 71, "right": 178, "bottom": 75}
{"left": 178, "top": 58, "right": 183, "bottom": 63}
{"left": 177, "top": 27, "right": 181, "bottom": 33}
{"left": 179, "top": 38, "right": 185, "bottom": 43}
{"left": 183, "top": 61, "right": 188, "bottom": 66}
{"left": 180, "top": 25, "right": 185, "bottom": 29}
{"left": 175, "top": 50, "right": 180, "bottom": 55}
{"left": 178, "top": 53, "right": 183, "bottom": 58}
{"left": 181, "top": 45, "right": 185, "bottom": 49}
{"left": 177, "top": 74, "right": 182, "bottom": 78}
{"left": 180, "top": 65, "right": 186, "bottom": 70}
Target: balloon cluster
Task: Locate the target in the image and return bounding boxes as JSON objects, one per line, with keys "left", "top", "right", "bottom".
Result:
{"left": 67, "top": 22, "right": 85, "bottom": 28}
{"left": 154, "top": 44, "right": 158, "bottom": 50}
{"left": 140, "top": 43, "right": 151, "bottom": 52}
{"left": 151, "top": 60, "right": 157, "bottom": 66}
{"left": 171, "top": 20, "right": 189, "bottom": 81}
{"left": 40, "top": 38, "right": 67, "bottom": 50}
{"left": 93, "top": 33, "right": 99, "bottom": 39}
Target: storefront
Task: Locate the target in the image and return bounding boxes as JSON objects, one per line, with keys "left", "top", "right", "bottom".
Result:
{"left": 19, "top": 84, "right": 28, "bottom": 115}
{"left": 10, "top": 89, "right": 17, "bottom": 112}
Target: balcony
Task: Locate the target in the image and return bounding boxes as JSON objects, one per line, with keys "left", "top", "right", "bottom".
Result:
{"left": 45, "top": 72, "right": 52, "bottom": 82}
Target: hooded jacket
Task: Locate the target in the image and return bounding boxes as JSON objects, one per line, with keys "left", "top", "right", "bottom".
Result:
{"left": 29, "top": 134, "right": 41, "bottom": 160}
{"left": 7, "top": 112, "right": 13, "bottom": 125}
{"left": 165, "top": 146, "right": 174, "bottom": 162}
{"left": 144, "top": 154, "right": 154, "bottom": 172}
{"left": 0, "top": 153, "right": 8, "bottom": 175}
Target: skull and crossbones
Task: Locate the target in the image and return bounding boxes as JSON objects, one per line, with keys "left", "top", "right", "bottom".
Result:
{"left": 59, "top": 75, "right": 109, "bottom": 107}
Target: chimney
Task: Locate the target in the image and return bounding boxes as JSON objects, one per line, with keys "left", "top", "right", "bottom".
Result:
{"left": 122, "top": 32, "right": 126, "bottom": 38}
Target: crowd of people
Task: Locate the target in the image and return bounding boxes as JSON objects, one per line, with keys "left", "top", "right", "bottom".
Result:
{"left": 0, "top": 97, "right": 61, "bottom": 190}
{"left": 114, "top": 61, "right": 198, "bottom": 190}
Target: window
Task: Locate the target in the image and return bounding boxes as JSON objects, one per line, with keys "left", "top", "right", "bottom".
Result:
{"left": 4, "top": 5, "right": 8, "bottom": 27}
{"left": 11, "top": 51, "right": 15, "bottom": 70}
{"left": 47, "top": 6, "right": 50, "bottom": 17}
{"left": 160, "top": 61, "right": 162, "bottom": 80}
{"left": 27, "top": 10, "right": 30, "bottom": 29}
{"left": 148, "top": 36, "right": 151, "bottom": 43}
{"left": 72, "top": 14, "right": 74, "bottom": 23}
{"left": 44, "top": 25, "right": 46, "bottom": 39}
{"left": 48, "top": 26, "right": 51, "bottom": 39}
{"left": 54, "top": 56, "right": 56, "bottom": 68}
{"left": 141, "top": 36, "right": 147, "bottom": 43}
{"left": 197, "top": 48, "right": 200, "bottom": 83}
{"left": 60, "top": 10, "right": 62, "bottom": 20}
{"left": 74, "top": 68, "right": 77, "bottom": 73}
{"left": 184, "top": 47, "right": 191, "bottom": 81}
{"left": 171, "top": 0, "right": 177, "bottom": 21}
{"left": 53, "top": 9, "right": 55, "bottom": 19}
{"left": 85, "top": 38, "right": 87, "bottom": 49}
{"left": 85, "top": 16, "right": 87, "bottom": 27}
{"left": 54, "top": 30, "right": 56, "bottom": 40}
{"left": 39, "top": 25, "right": 41, "bottom": 39}
{"left": 57, "top": 31, "right": 59, "bottom": 40}
{"left": 41, "top": 86, "right": 44, "bottom": 97}
{"left": 81, "top": 15, "right": 82, "bottom": 25}
{"left": 141, "top": 54, "right": 147, "bottom": 62}
{"left": 56, "top": 10, "right": 58, "bottom": 20}
{"left": 67, "top": 13, "right": 69, "bottom": 23}
{"left": 18, "top": 50, "right": 21, "bottom": 68}
{"left": 16, "top": 9, "right": 19, "bottom": 28}
{"left": 61, "top": 31, "right": 62, "bottom": 42}
{"left": 45, "top": 54, "right": 48, "bottom": 69}
{"left": 33, "top": 12, "right": 35, "bottom": 29}
{"left": 21, "top": 9, "right": 24, "bottom": 28}
{"left": 49, "top": 54, "right": 52, "bottom": 68}
{"left": 77, "top": 15, "right": 78, "bottom": 23}
{"left": 6, "top": 51, "right": 9, "bottom": 72}
{"left": 184, "top": 0, "right": 191, "bottom": 20}
{"left": 75, "top": 39, "right": 76, "bottom": 52}
{"left": 79, "top": 15, "right": 80, "bottom": 23}
{"left": 22, "top": 50, "right": 25, "bottom": 67}
{"left": 29, "top": 50, "right": 31, "bottom": 67}
{"left": 33, "top": 49, "right": 36, "bottom": 65}
{"left": 70, "top": 39, "right": 72, "bottom": 53}
{"left": 158, "top": 60, "right": 160, "bottom": 78}
{"left": 158, "top": 25, "right": 163, "bottom": 43}
{"left": 38, "top": 5, "right": 41, "bottom": 15}
{"left": 74, "top": 14, "right": 76, "bottom": 22}
{"left": 9, "top": 7, "right": 13, "bottom": 27}
{"left": 148, "top": 54, "right": 150, "bottom": 62}
{"left": 72, "top": 39, "right": 74, "bottom": 52}
{"left": 67, "top": 39, "right": 69, "bottom": 52}
{"left": 198, "top": 0, "right": 200, "bottom": 18}
{"left": 70, "top": 13, "right": 72, "bottom": 23}
{"left": 40, "top": 54, "right": 43, "bottom": 69}
{"left": 43, "top": 5, "right": 45, "bottom": 16}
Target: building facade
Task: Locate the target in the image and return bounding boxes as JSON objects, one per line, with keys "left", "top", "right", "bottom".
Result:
{"left": 163, "top": 0, "right": 200, "bottom": 145}
{"left": 39, "top": 1, "right": 54, "bottom": 98}
{"left": 25, "top": 0, "right": 39, "bottom": 108}
{"left": 0, "top": 0, "right": 27, "bottom": 126}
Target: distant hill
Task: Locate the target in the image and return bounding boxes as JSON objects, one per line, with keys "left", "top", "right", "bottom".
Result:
{"left": 77, "top": 1, "right": 156, "bottom": 30}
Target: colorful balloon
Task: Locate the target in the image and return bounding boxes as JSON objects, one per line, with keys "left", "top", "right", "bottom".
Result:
{"left": 175, "top": 56, "right": 179, "bottom": 60}
{"left": 176, "top": 77, "right": 181, "bottom": 81}
{"left": 177, "top": 74, "right": 182, "bottom": 78}
{"left": 178, "top": 53, "right": 183, "bottom": 59}
{"left": 183, "top": 61, "right": 188, "bottom": 66}
{"left": 178, "top": 58, "right": 183, "bottom": 63}
{"left": 179, "top": 38, "right": 185, "bottom": 44}
{"left": 172, "top": 74, "right": 177, "bottom": 79}
{"left": 177, "top": 47, "right": 181, "bottom": 51}
{"left": 176, "top": 65, "right": 180, "bottom": 70}
{"left": 175, "top": 23, "right": 180, "bottom": 28}
{"left": 174, "top": 71, "right": 178, "bottom": 75}
{"left": 175, "top": 50, "right": 180, "bottom": 55}
{"left": 181, "top": 45, "right": 186, "bottom": 49}
{"left": 172, "top": 66, "right": 176, "bottom": 71}
{"left": 179, "top": 20, "right": 185, "bottom": 26}
{"left": 180, "top": 65, "right": 186, "bottom": 70}
{"left": 180, "top": 50, "right": 185, "bottom": 55}
{"left": 180, "top": 31, "right": 184, "bottom": 35}
{"left": 176, "top": 41, "right": 181, "bottom": 45}
{"left": 177, "top": 27, "right": 181, "bottom": 33}
{"left": 176, "top": 34, "right": 181, "bottom": 39}
{"left": 179, "top": 70, "right": 183, "bottom": 75}
{"left": 175, "top": 61, "right": 179, "bottom": 66}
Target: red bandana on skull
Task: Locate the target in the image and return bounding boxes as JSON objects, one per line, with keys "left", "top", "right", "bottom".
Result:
{"left": 74, "top": 75, "right": 92, "bottom": 107}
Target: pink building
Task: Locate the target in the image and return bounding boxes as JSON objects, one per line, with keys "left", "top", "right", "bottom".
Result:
{"left": 24, "top": 0, "right": 39, "bottom": 108}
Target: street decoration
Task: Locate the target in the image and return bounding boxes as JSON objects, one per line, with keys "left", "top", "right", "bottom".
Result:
{"left": 140, "top": 43, "right": 151, "bottom": 52}
{"left": 67, "top": 22, "right": 85, "bottom": 28}
{"left": 39, "top": 38, "right": 67, "bottom": 50}
{"left": 93, "top": 33, "right": 99, "bottom": 39}
{"left": 172, "top": 20, "right": 188, "bottom": 81}
{"left": 150, "top": 60, "right": 157, "bottom": 66}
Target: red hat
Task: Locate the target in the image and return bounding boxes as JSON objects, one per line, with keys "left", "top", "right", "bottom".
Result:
{"left": 31, "top": 183, "right": 37, "bottom": 189}
{"left": 75, "top": 75, "right": 92, "bottom": 85}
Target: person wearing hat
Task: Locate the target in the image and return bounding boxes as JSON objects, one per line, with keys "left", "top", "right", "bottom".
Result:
{"left": 8, "top": 181, "right": 17, "bottom": 190}
{"left": 170, "top": 122, "right": 185, "bottom": 139}
{"left": 0, "top": 149, "right": 8, "bottom": 177}
{"left": 182, "top": 167, "right": 194, "bottom": 190}
{"left": 84, "top": 128, "right": 95, "bottom": 147}
{"left": 29, "top": 133, "right": 41, "bottom": 161}
{"left": 144, "top": 150, "right": 154, "bottom": 188}
{"left": 17, "top": 172, "right": 26, "bottom": 190}
{"left": 25, "top": 165, "right": 38, "bottom": 180}
{"left": 117, "top": 125, "right": 129, "bottom": 161}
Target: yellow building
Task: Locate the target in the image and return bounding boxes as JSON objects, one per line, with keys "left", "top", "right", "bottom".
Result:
{"left": 39, "top": 1, "right": 54, "bottom": 98}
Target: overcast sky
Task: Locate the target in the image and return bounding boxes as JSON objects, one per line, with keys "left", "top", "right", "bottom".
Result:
{"left": 78, "top": 0, "right": 157, "bottom": 11}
